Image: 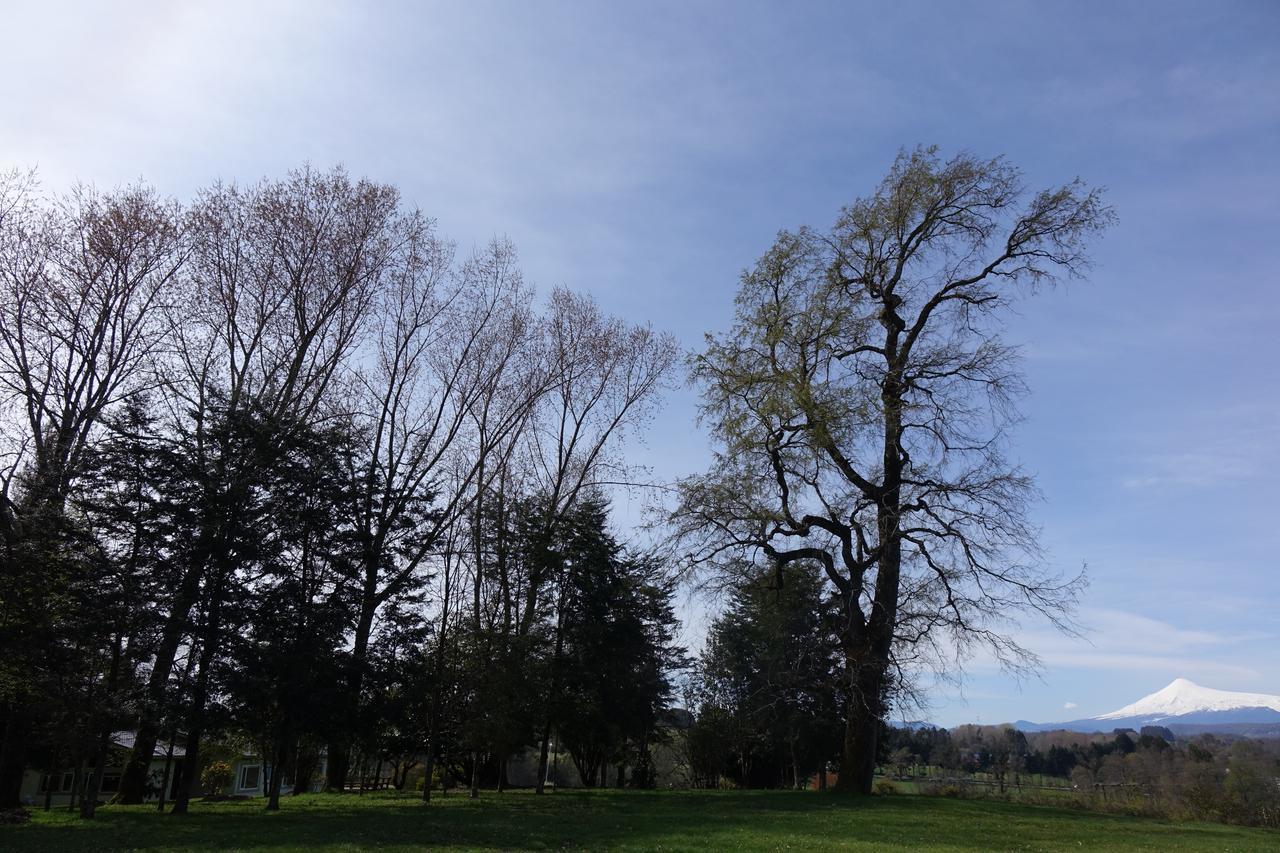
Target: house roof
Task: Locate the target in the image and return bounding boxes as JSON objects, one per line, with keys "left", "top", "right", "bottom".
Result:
{"left": 111, "top": 731, "right": 187, "bottom": 758}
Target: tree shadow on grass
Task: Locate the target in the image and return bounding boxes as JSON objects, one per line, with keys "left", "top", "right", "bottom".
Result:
{"left": 6, "top": 790, "right": 1270, "bottom": 852}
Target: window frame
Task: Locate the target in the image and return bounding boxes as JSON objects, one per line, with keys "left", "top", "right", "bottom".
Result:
{"left": 238, "top": 763, "right": 261, "bottom": 791}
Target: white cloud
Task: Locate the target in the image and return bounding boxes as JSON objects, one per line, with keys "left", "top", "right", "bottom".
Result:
{"left": 1083, "top": 610, "right": 1229, "bottom": 653}
{"left": 1040, "top": 652, "right": 1259, "bottom": 684}
{"left": 1004, "top": 608, "right": 1274, "bottom": 692}
{"left": 1119, "top": 402, "right": 1280, "bottom": 490}
{"left": 1063, "top": 701, "right": 1078, "bottom": 710}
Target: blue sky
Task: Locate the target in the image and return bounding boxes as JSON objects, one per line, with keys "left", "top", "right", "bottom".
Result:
{"left": 3, "top": 1, "right": 1277, "bottom": 726}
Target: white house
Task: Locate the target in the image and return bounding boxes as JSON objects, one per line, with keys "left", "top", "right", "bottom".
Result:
{"left": 222, "top": 754, "right": 329, "bottom": 797}
{"left": 20, "top": 733, "right": 334, "bottom": 806}
{"left": 20, "top": 732, "right": 185, "bottom": 807}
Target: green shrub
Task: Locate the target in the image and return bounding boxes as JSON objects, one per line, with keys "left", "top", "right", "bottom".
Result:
{"left": 201, "top": 760, "right": 234, "bottom": 794}
{"left": 920, "top": 780, "right": 967, "bottom": 799}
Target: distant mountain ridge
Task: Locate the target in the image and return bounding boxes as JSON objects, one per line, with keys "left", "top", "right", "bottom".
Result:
{"left": 1014, "top": 678, "right": 1280, "bottom": 734}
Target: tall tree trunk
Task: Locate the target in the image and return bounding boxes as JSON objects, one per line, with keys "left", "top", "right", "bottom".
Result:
{"left": 132, "top": 459, "right": 242, "bottom": 807}
{"left": 440, "top": 746, "right": 450, "bottom": 798}
{"left": 172, "top": 598, "right": 222, "bottom": 815}
{"left": 83, "top": 630, "right": 127, "bottom": 818}
{"left": 42, "top": 761, "right": 56, "bottom": 811}
{"left": 421, "top": 702, "right": 440, "bottom": 803}
{"left": 790, "top": 735, "right": 799, "bottom": 790}
{"left": 0, "top": 707, "right": 30, "bottom": 809}
{"left": 171, "top": 728, "right": 201, "bottom": 814}
{"left": 467, "top": 455, "right": 485, "bottom": 805}
{"left": 551, "top": 738, "right": 560, "bottom": 789}
{"left": 68, "top": 759, "right": 85, "bottom": 813}
{"left": 266, "top": 730, "right": 291, "bottom": 811}
{"left": 118, "top": 538, "right": 211, "bottom": 804}
{"left": 292, "top": 748, "right": 316, "bottom": 796}
{"left": 79, "top": 726, "right": 114, "bottom": 819}
{"left": 835, "top": 340, "right": 905, "bottom": 796}
{"left": 326, "top": 743, "right": 351, "bottom": 793}
{"left": 535, "top": 717, "right": 554, "bottom": 795}
{"left": 837, "top": 644, "right": 889, "bottom": 795}
{"left": 327, "top": 567, "right": 378, "bottom": 792}
{"left": 422, "top": 544, "right": 454, "bottom": 804}
{"left": 534, "top": 575, "right": 567, "bottom": 794}
{"left": 157, "top": 736, "right": 175, "bottom": 811}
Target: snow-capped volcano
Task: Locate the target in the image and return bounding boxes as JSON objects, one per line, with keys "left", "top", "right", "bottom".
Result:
{"left": 1096, "top": 678, "right": 1280, "bottom": 722}
{"left": 1014, "top": 678, "right": 1280, "bottom": 734}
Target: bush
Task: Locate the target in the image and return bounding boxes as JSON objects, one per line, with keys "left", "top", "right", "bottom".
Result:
{"left": 919, "top": 781, "right": 967, "bottom": 799}
{"left": 874, "top": 780, "right": 898, "bottom": 796}
{"left": 201, "top": 760, "right": 234, "bottom": 794}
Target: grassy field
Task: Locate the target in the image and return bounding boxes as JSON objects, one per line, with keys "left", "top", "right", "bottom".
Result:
{"left": 6, "top": 789, "right": 1276, "bottom": 852}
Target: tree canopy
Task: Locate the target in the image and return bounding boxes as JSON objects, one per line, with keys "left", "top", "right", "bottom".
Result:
{"left": 674, "top": 147, "right": 1113, "bottom": 792}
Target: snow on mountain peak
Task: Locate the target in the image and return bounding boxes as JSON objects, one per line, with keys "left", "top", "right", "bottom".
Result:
{"left": 1096, "top": 678, "right": 1280, "bottom": 721}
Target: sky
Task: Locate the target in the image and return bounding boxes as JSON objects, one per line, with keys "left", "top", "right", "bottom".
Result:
{"left": 2, "top": 0, "right": 1277, "bottom": 726}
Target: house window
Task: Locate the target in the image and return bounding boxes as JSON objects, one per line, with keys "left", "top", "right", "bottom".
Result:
{"left": 39, "top": 768, "right": 74, "bottom": 788}
{"left": 239, "top": 764, "right": 261, "bottom": 790}
{"left": 41, "top": 772, "right": 75, "bottom": 793}
{"left": 100, "top": 773, "right": 121, "bottom": 793}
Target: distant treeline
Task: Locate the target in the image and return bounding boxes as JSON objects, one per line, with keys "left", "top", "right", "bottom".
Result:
{"left": 670, "top": 561, "right": 1278, "bottom": 828}
{"left": 880, "top": 723, "right": 1280, "bottom": 828}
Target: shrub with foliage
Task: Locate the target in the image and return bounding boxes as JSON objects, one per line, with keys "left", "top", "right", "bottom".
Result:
{"left": 200, "top": 761, "right": 234, "bottom": 795}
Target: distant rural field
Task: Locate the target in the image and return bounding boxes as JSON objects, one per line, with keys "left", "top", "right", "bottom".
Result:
{"left": 7, "top": 790, "right": 1276, "bottom": 852}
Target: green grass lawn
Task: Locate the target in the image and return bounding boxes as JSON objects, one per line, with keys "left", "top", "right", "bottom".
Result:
{"left": 6, "top": 789, "right": 1276, "bottom": 852}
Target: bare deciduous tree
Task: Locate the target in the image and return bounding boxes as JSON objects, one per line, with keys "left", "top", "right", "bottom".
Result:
{"left": 328, "top": 237, "right": 548, "bottom": 791}
{"left": 121, "top": 166, "right": 408, "bottom": 808}
{"left": 0, "top": 178, "right": 182, "bottom": 518}
{"left": 524, "top": 289, "right": 679, "bottom": 793}
{"left": 1, "top": 163, "right": 682, "bottom": 812}
{"left": 0, "top": 173, "right": 183, "bottom": 809}
{"left": 673, "top": 147, "right": 1113, "bottom": 794}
